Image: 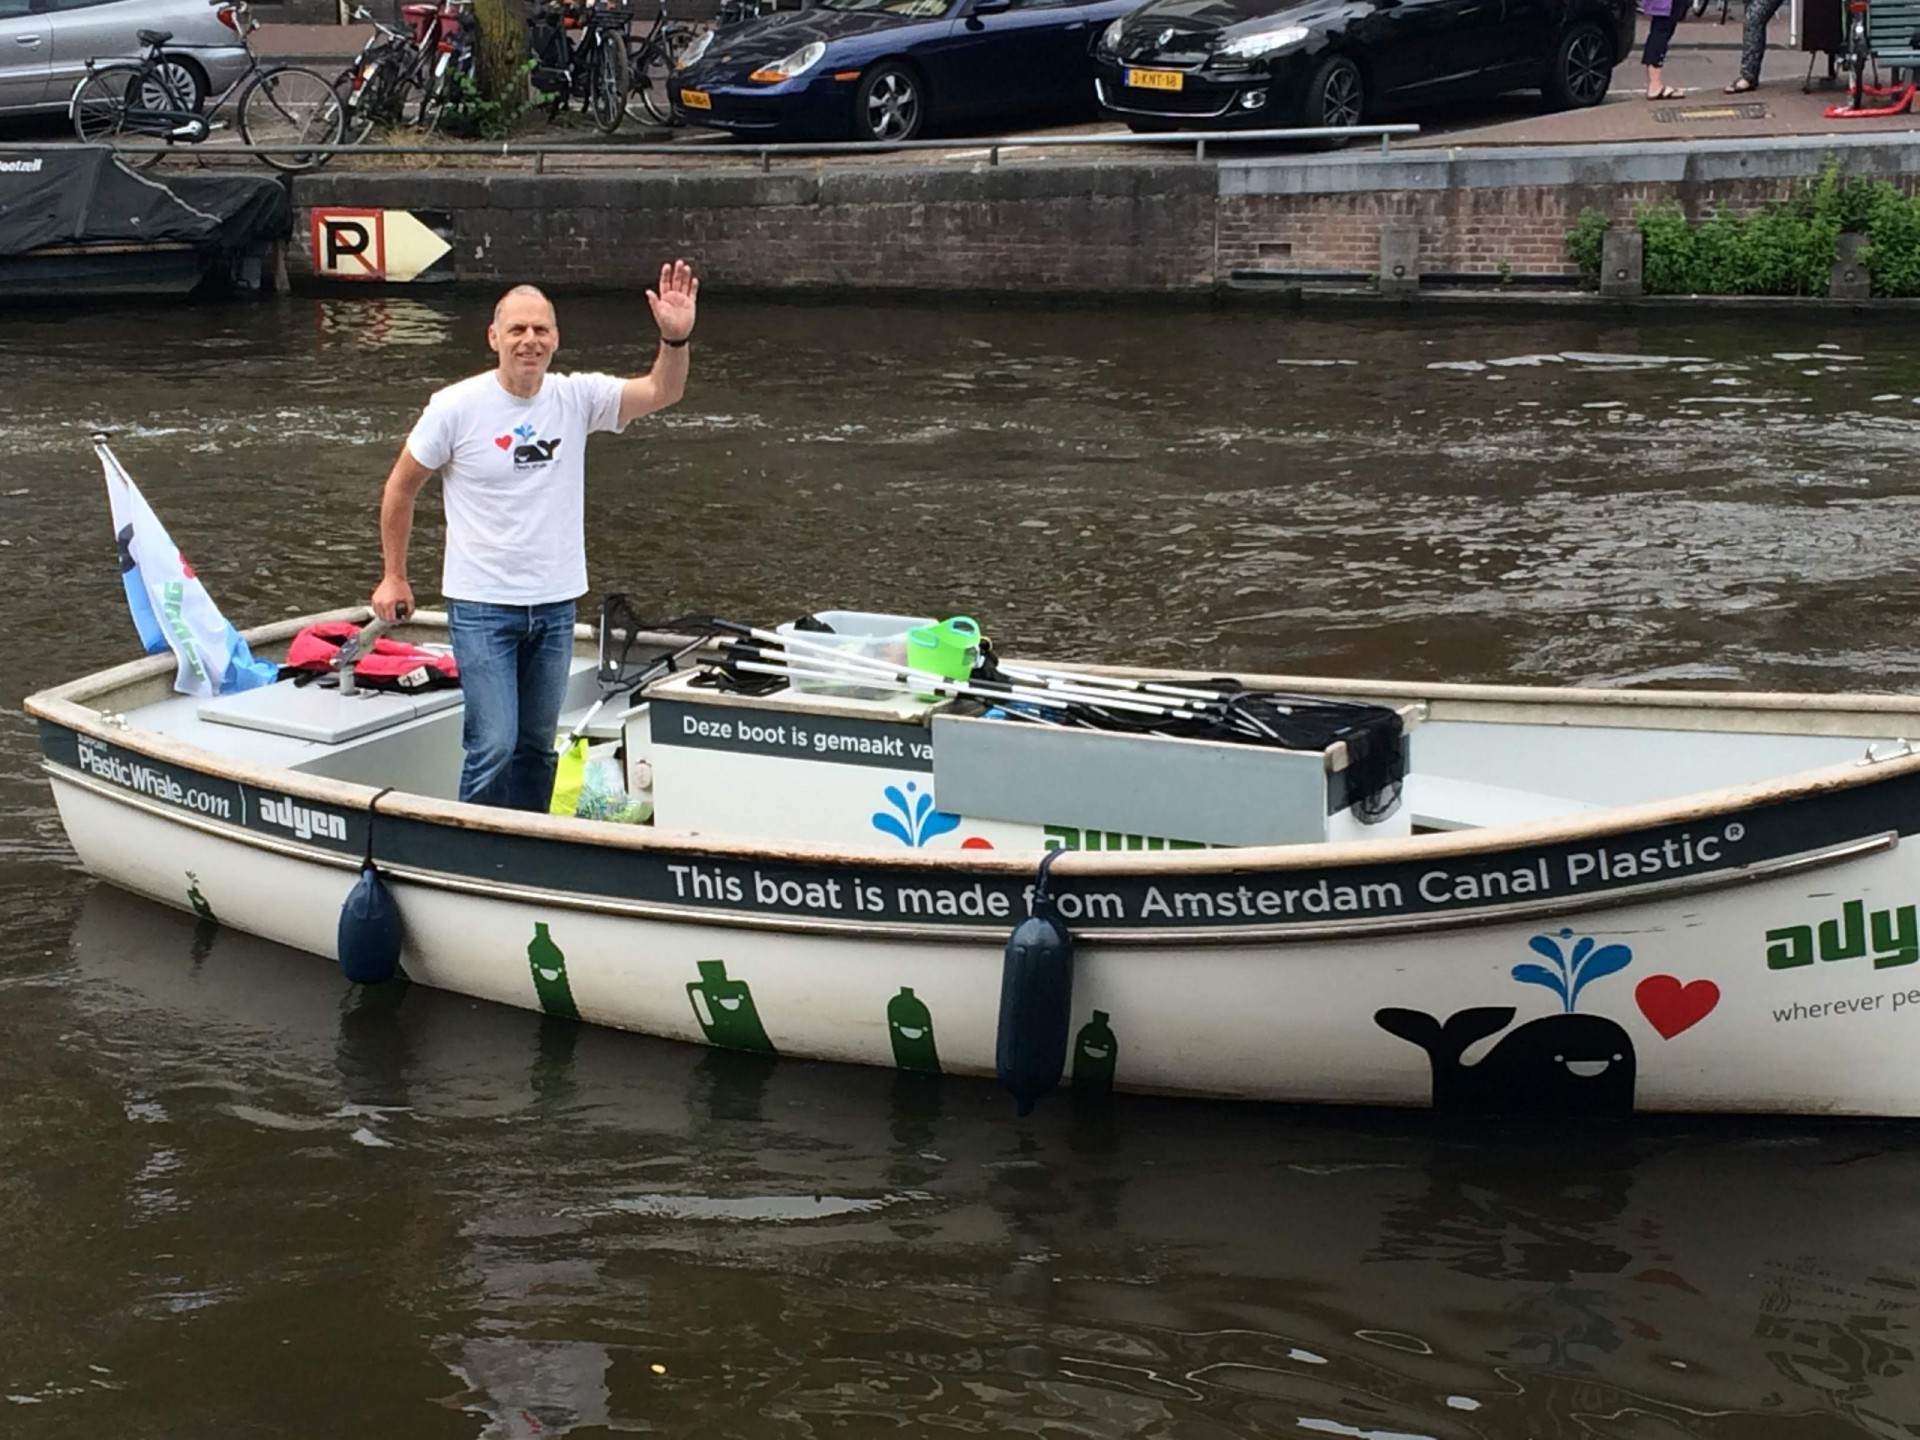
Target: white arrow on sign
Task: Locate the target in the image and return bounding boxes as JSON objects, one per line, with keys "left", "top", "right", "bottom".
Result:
{"left": 381, "top": 210, "right": 452, "bottom": 283}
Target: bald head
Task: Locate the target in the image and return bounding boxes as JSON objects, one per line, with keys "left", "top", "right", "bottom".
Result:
{"left": 493, "top": 284, "right": 555, "bottom": 328}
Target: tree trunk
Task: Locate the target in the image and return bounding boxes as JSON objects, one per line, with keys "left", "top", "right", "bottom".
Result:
{"left": 472, "top": 0, "right": 531, "bottom": 105}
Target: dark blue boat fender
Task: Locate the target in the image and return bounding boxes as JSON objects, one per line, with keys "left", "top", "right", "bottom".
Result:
{"left": 996, "top": 848, "right": 1075, "bottom": 1116}
{"left": 337, "top": 860, "right": 403, "bottom": 985}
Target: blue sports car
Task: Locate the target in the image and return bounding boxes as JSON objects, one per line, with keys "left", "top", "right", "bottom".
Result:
{"left": 670, "top": 0, "right": 1144, "bottom": 141}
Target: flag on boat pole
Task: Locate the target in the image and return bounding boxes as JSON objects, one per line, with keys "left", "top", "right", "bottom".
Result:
{"left": 96, "top": 437, "right": 278, "bottom": 698}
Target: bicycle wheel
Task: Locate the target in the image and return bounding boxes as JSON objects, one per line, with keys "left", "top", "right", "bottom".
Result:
{"left": 70, "top": 66, "right": 169, "bottom": 169}
{"left": 589, "top": 36, "right": 629, "bottom": 132}
{"left": 238, "top": 64, "right": 347, "bottom": 171}
{"left": 416, "top": 43, "right": 464, "bottom": 129}
{"left": 627, "top": 37, "right": 669, "bottom": 123}
{"left": 342, "top": 49, "right": 407, "bottom": 141}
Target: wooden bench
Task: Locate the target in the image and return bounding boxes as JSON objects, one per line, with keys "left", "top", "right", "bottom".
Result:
{"left": 1867, "top": 0, "right": 1920, "bottom": 67}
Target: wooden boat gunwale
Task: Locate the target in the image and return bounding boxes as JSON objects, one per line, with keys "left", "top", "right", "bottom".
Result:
{"left": 26, "top": 609, "right": 1920, "bottom": 862}
{"left": 23, "top": 607, "right": 1920, "bottom": 945}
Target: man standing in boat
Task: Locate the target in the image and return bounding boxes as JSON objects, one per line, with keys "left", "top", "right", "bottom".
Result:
{"left": 369, "top": 265, "right": 699, "bottom": 810}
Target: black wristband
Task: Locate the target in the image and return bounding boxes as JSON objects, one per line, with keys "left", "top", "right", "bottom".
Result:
{"left": 661, "top": 335, "right": 691, "bottom": 348}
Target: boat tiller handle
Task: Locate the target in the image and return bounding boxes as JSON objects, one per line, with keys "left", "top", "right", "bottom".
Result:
{"left": 335, "top": 615, "right": 394, "bottom": 698}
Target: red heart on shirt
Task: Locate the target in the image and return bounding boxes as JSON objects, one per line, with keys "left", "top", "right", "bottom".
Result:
{"left": 494, "top": 435, "right": 512, "bottom": 450}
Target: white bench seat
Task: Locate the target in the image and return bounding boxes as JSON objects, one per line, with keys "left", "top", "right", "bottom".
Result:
{"left": 1405, "top": 773, "right": 1600, "bottom": 832}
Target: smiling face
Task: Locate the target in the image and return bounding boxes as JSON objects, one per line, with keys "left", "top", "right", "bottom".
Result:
{"left": 488, "top": 288, "right": 559, "bottom": 395}
{"left": 1487, "top": 1013, "right": 1638, "bottom": 1117}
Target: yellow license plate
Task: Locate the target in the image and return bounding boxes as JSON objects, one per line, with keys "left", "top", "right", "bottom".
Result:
{"left": 1126, "top": 68, "right": 1183, "bottom": 91}
{"left": 680, "top": 88, "right": 712, "bottom": 109}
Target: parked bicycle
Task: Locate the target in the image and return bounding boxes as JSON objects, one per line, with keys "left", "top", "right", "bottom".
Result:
{"left": 1842, "top": 0, "right": 1871, "bottom": 109}
{"left": 529, "top": 0, "right": 631, "bottom": 133}
{"left": 69, "top": 0, "right": 344, "bottom": 172}
{"left": 415, "top": 1, "right": 479, "bottom": 131}
{"left": 337, "top": 0, "right": 473, "bottom": 141}
{"left": 624, "top": 1, "right": 703, "bottom": 125}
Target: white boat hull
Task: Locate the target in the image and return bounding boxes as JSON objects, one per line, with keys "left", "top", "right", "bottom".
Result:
{"left": 48, "top": 724, "right": 1920, "bottom": 1115}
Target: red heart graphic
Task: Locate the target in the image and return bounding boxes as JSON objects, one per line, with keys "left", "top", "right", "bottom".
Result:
{"left": 494, "top": 435, "right": 512, "bottom": 450}
{"left": 1636, "top": 975, "right": 1720, "bottom": 1039}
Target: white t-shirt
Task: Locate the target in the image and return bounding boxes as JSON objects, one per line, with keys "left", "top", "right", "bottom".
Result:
{"left": 405, "top": 369, "right": 626, "bottom": 605}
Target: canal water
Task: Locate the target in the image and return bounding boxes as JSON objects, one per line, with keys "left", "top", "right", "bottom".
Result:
{"left": 3, "top": 294, "right": 1919, "bottom": 1437}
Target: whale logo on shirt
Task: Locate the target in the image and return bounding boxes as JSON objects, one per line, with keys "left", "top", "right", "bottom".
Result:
{"left": 512, "top": 437, "right": 562, "bottom": 466}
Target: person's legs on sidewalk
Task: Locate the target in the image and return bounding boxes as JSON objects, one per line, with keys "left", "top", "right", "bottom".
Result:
{"left": 504, "top": 600, "right": 578, "bottom": 812}
{"left": 1730, "top": 0, "right": 1787, "bottom": 88}
{"left": 448, "top": 600, "right": 527, "bottom": 808}
{"left": 1644, "top": 12, "right": 1683, "bottom": 95}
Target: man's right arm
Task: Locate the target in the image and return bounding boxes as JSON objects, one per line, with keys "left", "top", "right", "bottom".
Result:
{"left": 371, "top": 447, "right": 434, "bottom": 622}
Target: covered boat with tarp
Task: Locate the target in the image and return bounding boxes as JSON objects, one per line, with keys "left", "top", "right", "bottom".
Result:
{"left": 0, "top": 148, "right": 290, "bottom": 299}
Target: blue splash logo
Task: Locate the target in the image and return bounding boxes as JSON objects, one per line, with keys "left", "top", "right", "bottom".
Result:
{"left": 512, "top": 422, "right": 537, "bottom": 441}
{"left": 1513, "top": 929, "right": 1632, "bottom": 1013}
{"left": 872, "top": 781, "right": 959, "bottom": 847}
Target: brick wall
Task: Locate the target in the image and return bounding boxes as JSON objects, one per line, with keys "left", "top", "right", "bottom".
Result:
{"left": 1216, "top": 180, "right": 1768, "bottom": 281}
{"left": 288, "top": 134, "right": 1920, "bottom": 295}
{"left": 293, "top": 165, "right": 1218, "bottom": 293}
{"left": 1213, "top": 139, "right": 1920, "bottom": 286}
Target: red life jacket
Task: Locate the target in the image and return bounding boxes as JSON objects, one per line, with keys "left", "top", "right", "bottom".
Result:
{"left": 283, "top": 621, "right": 461, "bottom": 692}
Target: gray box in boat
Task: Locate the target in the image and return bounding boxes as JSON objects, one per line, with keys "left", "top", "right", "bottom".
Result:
{"left": 931, "top": 713, "right": 1348, "bottom": 847}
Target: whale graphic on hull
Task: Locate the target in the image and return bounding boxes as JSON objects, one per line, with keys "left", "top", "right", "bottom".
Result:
{"left": 1376, "top": 1006, "right": 1638, "bottom": 1117}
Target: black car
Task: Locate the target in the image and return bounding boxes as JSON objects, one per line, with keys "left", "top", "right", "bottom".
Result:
{"left": 1091, "top": 0, "right": 1635, "bottom": 131}
{"left": 671, "top": 0, "right": 1143, "bottom": 142}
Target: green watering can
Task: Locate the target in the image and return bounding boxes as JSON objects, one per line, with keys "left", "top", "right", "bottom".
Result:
{"left": 906, "top": 616, "right": 982, "bottom": 701}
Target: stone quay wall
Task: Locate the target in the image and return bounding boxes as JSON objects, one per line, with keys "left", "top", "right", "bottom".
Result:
{"left": 288, "top": 133, "right": 1920, "bottom": 297}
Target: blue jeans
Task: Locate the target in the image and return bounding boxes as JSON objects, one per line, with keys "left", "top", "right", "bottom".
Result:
{"left": 446, "top": 599, "right": 577, "bottom": 811}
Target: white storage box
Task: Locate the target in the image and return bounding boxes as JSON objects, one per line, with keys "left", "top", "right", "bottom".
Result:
{"left": 638, "top": 669, "right": 1049, "bottom": 849}
{"left": 775, "top": 610, "right": 933, "bottom": 698}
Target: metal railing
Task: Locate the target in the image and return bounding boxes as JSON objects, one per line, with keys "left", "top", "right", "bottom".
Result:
{"left": 0, "top": 124, "right": 1420, "bottom": 174}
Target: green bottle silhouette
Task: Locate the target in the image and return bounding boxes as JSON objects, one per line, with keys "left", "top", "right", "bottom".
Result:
{"left": 687, "top": 960, "right": 775, "bottom": 1054}
{"left": 186, "top": 872, "right": 215, "bottom": 924}
{"left": 527, "top": 923, "right": 579, "bottom": 1021}
{"left": 888, "top": 986, "right": 941, "bottom": 1074}
{"left": 1071, "top": 1010, "right": 1118, "bottom": 1092}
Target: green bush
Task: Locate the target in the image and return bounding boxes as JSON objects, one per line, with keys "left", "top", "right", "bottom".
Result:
{"left": 1863, "top": 182, "right": 1920, "bottom": 296}
{"left": 1566, "top": 207, "right": 1609, "bottom": 284}
{"left": 1637, "top": 203, "right": 1697, "bottom": 294}
{"left": 1566, "top": 163, "right": 1920, "bottom": 296}
{"left": 442, "top": 57, "right": 550, "bottom": 140}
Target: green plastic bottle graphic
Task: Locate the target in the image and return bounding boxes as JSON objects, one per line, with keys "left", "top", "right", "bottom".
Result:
{"left": 687, "top": 960, "right": 775, "bottom": 1054}
{"left": 888, "top": 986, "right": 941, "bottom": 1074}
{"left": 1072, "top": 1010, "right": 1118, "bottom": 1092}
{"left": 186, "top": 872, "right": 215, "bottom": 924}
{"left": 527, "top": 922, "right": 579, "bottom": 1021}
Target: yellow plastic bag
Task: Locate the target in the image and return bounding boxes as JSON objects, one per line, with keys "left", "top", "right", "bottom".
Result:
{"left": 550, "top": 735, "right": 589, "bottom": 816}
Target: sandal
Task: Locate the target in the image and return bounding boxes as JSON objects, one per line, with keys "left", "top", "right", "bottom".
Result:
{"left": 1647, "top": 86, "right": 1687, "bottom": 99}
{"left": 1725, "top": 77, "right": 1756, "bottom": 93}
